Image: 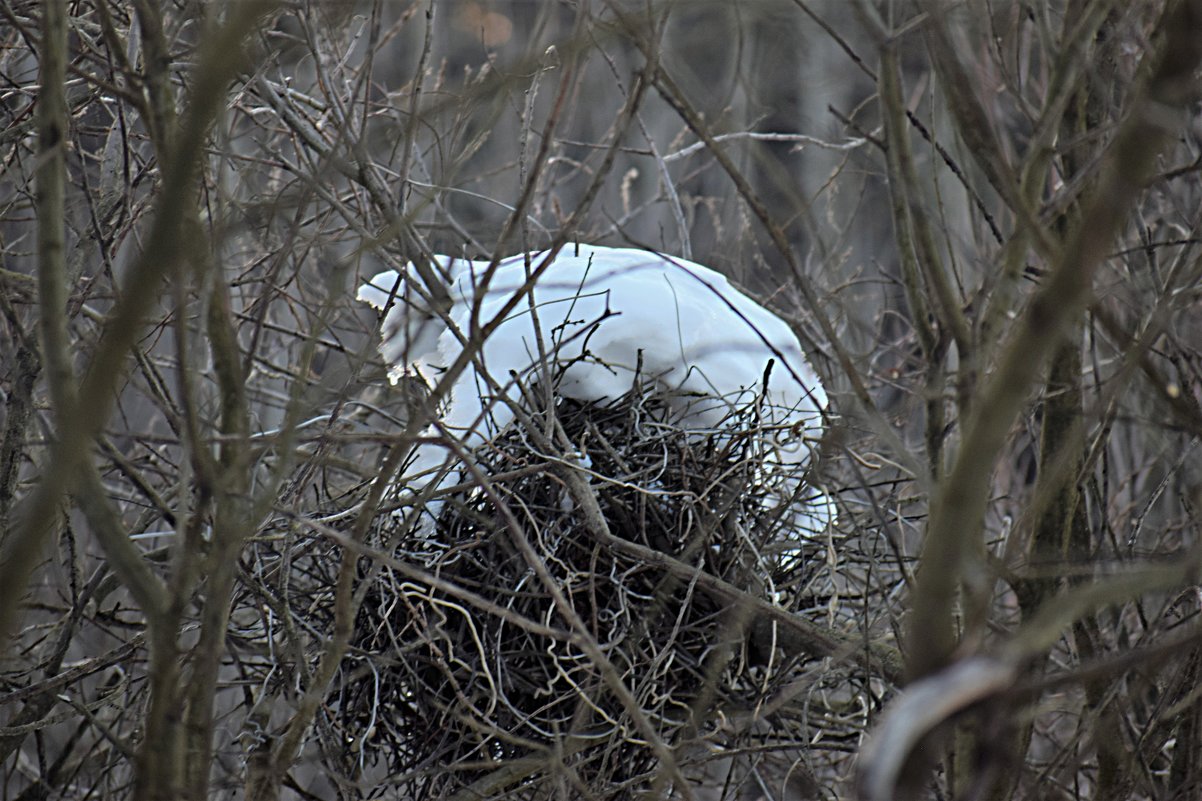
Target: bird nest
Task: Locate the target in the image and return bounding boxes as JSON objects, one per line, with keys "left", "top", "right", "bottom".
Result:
{"left": 318, "top": 389, "right": 831, "bottom": 797}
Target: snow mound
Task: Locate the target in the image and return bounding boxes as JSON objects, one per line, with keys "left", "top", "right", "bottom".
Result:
{"left": 359, "top": 244, "right": 832, "bottom": 531}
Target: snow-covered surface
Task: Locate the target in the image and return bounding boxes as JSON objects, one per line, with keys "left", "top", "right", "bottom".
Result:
{"left": 359, "top": 244, "right": 832, "bottom": 532}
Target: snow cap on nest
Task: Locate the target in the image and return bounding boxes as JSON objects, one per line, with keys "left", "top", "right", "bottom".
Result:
{"left": 359, "top": 244, "right": 832, "bottom": 533}
{"left": 357, "top": 244, "right": 826, "bottom": 445}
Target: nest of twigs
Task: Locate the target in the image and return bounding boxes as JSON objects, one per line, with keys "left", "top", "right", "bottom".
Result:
{"left": 321, "top": 388, "right": 833, "bottom": 797}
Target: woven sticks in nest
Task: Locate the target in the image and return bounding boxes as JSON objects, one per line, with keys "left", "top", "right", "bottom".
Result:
{"left": 314, "top": 388, "right": 838, "bottom": 797}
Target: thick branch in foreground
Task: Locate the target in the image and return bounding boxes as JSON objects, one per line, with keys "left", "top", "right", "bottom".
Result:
{"left": 0, "top": 2, "right": 277, "bottom": 642}
{"left": 906, "top": 0, "right": 1202, "bottom": 682}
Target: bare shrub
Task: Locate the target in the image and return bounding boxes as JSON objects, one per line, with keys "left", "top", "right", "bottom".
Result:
{"left": 3, "top": 2, "right": 1202, "bottom": 800}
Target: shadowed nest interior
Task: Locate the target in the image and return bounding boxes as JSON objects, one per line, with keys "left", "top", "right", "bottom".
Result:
{"left": 292, "top": 386, "right": 839, "bottom": 796}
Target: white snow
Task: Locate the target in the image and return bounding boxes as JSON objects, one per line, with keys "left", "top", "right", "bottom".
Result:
{"left": 359, "top": 244, "right": 832, "bottom": 533}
